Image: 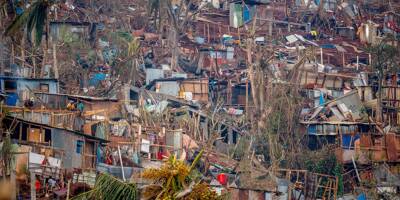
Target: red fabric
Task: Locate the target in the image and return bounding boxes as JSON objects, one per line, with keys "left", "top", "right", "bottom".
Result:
{"left": 388, "top": 21, "right": 400, "bottom": 32}
{"left": 105, "top": 156, "right": 113, "bottom": 165}
{"left": 217, "top": 173, "right": 228, "bottom": 185}
{"left": 35, "top": 180, "right": 41, "bottom": 191}
{"left": 41, "top": 158, "right": 48, "bottom": 165}
{"left": 157, "top": 152, "right": 163, "bottom": 160}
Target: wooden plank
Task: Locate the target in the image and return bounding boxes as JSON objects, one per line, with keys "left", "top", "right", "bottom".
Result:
{"left": 31, "top": 172, "right": 36, "bottom": 200}
{"left": 334, "top": 176, "right": 338, "bottom": 200}
{"left": 29, "top": 128, "right": 41, "bottom": 143}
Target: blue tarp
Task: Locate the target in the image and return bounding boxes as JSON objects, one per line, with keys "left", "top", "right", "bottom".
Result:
{"left": 243, "top": 5, "right": 256, "bottom": 23}
{"left": 357, "top": 193, "right": 366, "bottom": 200}
{"left": 319, "top": 92, "right": 325, "bottom": 105}
{"left": 6, "top": 93, "right": 18, "bottom": 106}
{"left": 342, "top": 134, "right": 360, "bottom": 149}
{"left": 89, "top": 73, "right": 106, "bottom": 86}
{"left": 16, "top": 7, "right": 24, "bottom": 15}
{"left": 308, "top": 125, "right": 317, "bottom": 135}
{"left": 320, "top": 44, "right": 336, "bottom": 49}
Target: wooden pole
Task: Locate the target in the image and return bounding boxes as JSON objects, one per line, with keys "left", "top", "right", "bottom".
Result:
{"left": 285, "top": 0, "right": 288, "bottom": 18}
{"left": 161, "top": 127, "right": 165, "bottom": 138}
{"left": 245, "top": 80, "right": 249, "bottom": 119}
{"left": 320, "top": 48, "right": 323, "bottom": 65}
{"left": 304, "top": 171, "right": 308, "bottom": 198}
{"left": 334, "top": 176, "right": 338, "bottom": 200}
{"left": 227, "top": 79, "right": 232, "bottom": 104}
{"left": 237, "top": 27, "right": 240, "bottom": 41}
{"left": 21, "top": 30, "right": 26, "bottom": 69}
{"left": 117, "top": 145, "right": 126, "bottom": 182}
{"left": 352, "top": 156, "right": 361, "bottom": 182}
{"left": 54, "top": 7, "right": 58, "bottom": 20}
{"left": 30, "top": 172, "right": 36, "bottom": 200}
{"left": 342, "top": 52, "right": 345, "bottom": 67}
{"left": 11, "top": 170, "right": 16, "bottom": 200}
{"left": 40, "top": 48, "right": 47, "bottom": 78}
{"left": 11, "top": 44, "right": 15, "bottom": 64}
{"left": 356, "top": 56, "right": 359, "bottom": 71}
{"left": 0, "top": 42, "right": 3, "bottom": 75}
{"left": 32, "top": 54, "right": 36, "bottom": 78}
{"left": 66, "top": 180, "right": 71, "bottom": 200}
{"left": 137, "top": 125, "right": 142, "bottom": 152}
{"left": 369, "top": 53, "right": 372, "bottom": 65}
{"left": 267, "top": 5, "right": 273, "bottom": 37}
{"left": 207, "top": 23, "right": 210, "bottom": 43}
{"left": 52, "top": 44, "right": 59, "bottom": 79}
{"left": 203, "top": 23, "right": 206, "bottom": 38}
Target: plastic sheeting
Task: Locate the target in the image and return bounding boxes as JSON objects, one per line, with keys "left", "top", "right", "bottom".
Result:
{"left": 95, "top": 123, "right": 106, "bottom": 139}
{"left": 6, "top": 93, "right": 18, "bottom": 106}
{"left": 89, "top": 73, "right": 106, "bottom": 86}
{"left": 110, "top": 120, "right": 130, "bottom": 137}
{"left": 342, "top": 134, "right": 360, "bottom": 149}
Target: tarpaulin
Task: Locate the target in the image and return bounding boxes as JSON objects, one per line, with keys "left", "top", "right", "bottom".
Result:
{"left": 6, "top": 93, "right": 18, "bottom": 106}
{"left": 320, "top": 44, "right": 336, "bottom": 49}
{"left": 319, "top": 92, "right": 325, "bottom": 105}
{"left": 89, "top": 73, "right": 106, "bottom": 86}
{"left": 342, "top": 134, "right": 360, "bottom": 149}
{"left": 95, "top": 123, "right": 106, "bottom": 139}
{"left": 308, "top": 125, "right": 317, "bottom": 135}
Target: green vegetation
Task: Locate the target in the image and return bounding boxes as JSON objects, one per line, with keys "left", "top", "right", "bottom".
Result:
{"left": 72, "top": 173, "right": 137, "bottom": 200}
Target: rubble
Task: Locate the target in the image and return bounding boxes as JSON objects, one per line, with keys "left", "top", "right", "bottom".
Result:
{"left": 0, "top": 0, "right": 399, "bottom": 199}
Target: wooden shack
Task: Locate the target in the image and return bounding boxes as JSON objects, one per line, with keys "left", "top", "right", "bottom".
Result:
{"left": 5, "top": 116, "right": 107, "bottom": 169}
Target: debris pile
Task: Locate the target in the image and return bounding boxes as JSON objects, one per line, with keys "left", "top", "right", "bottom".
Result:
{"left": 0, "top": 0, "right": 399, "bottom": 199}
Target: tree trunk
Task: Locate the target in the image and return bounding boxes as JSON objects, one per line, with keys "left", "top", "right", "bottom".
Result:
{"left": 52, "top": 43, "right": 59, "bottom": 79}
{"left": 21, "top": 30, "right": 26, "bottom": 70}
{"left": 0, "top": 38, "right": 4, "bottom": 75}
{"left": 170, "top": 29, "right": 179, "bottom": 71}
{"left": 376, "top": 73, "right": 383, "bottom": 122}
{"left": 82, "top": 69, "right": 89, "bottom": 90}
{"left": 246, "top": 39, "right": 260, "bottom": 115}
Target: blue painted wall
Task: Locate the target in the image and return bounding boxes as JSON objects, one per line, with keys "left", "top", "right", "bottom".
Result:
{"left": 0, "top": 78, "right": 58, "bottom": 106}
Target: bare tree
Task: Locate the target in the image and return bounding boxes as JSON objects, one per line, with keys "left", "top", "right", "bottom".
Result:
{"left": 366, "top": 35, "right": 399, "bottom": 122}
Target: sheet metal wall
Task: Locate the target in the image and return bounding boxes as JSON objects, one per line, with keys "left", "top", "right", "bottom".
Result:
{"left": 52, "top": 129, "right": 84, "bottom": 169}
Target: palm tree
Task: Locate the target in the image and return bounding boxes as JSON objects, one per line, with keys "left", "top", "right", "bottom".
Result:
{"left": 72, "top": 173, "right": 137, "bottom": 200}
{"left": 5, "top": 0, "right": 54, "bottom": 46}
{"left": 140, "top": 150, "right": 221, "bottom": 200}
{"left": 72, "top": 150, "right": 221, "bottom": 200}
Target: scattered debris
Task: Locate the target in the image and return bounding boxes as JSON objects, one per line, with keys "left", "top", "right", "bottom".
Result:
{"left": 0, "top": 0, "right": 399, "bottom": 199}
